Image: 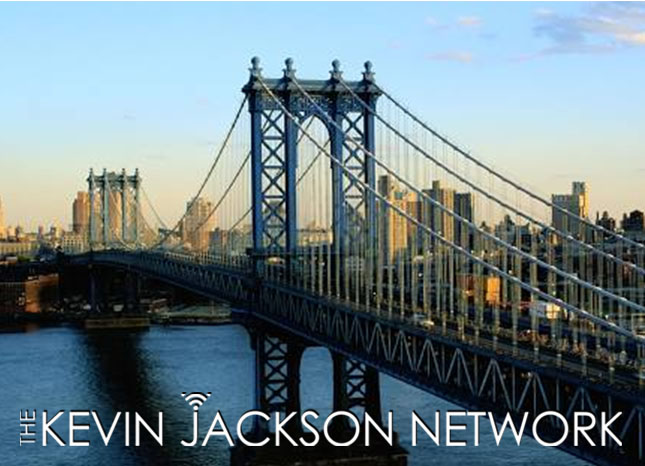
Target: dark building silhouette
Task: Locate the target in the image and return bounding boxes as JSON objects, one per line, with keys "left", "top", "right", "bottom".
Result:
{"left": 621, "top": 210, "right": 644, "bottom": 232}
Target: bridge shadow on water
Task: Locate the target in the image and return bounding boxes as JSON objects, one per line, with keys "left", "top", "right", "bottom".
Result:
{"left": 80, "top": 326, "right": 409, "bottom": 466}
{"left": 81, "top": 328, "right": 231, "bottom": 466}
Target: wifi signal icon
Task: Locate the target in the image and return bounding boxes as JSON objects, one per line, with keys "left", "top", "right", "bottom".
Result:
{"left": 182, "top": 392, "right": 211, "bottom": 411}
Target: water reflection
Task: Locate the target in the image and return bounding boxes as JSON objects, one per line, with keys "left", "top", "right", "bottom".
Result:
{"left": 0, "top": 324, "right": 590, "bottom": 466}
{"left": 80, "top": 328, "right": 236, "bottom": 466}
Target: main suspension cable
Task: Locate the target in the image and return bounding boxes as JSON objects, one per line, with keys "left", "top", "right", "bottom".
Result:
{"left": 151, "top": 95, "right": 248, "bottom": 249}
{"left": 337, "top": 78, "right": 645, "bottom": 278}
{"left": 286, "top": 76, "right": 645, "bottom": 318}
{"left": 258, "top": 76, "right": 645, "bottom": 343}
{"left": 375, "top": 82, "right": 645, "bottom": 253}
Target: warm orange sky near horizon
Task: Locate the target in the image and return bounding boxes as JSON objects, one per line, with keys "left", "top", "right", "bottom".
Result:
{"left": 1, "top": 2, "right": 644, "bottom": 231}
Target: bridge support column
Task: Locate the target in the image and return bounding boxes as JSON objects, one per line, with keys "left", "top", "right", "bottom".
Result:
{"left": 330, "top": 352, "right": 382, "bottom": 438}
{"left": 88, "top": 265, "right": 97, "bottom": 314}
{"left": 124, "top": 271, "right": 140, "bottom": 313}
{"left": 249, "top": 330, "right": 305, "bottom": 439}
{"left": 88, "top": 266, "right": 110, "bottom": 314}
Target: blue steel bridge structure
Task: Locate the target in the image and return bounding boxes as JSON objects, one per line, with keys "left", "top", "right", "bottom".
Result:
{"left": 60, "top": 58, "right": 645, "bottom": 466}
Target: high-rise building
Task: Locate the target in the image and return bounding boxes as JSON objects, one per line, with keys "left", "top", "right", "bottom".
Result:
{"left": 622, "top": 210, "right": 645, "bottom": 232}
{"left": 423, "top": 180, "right": 455, "bottom": 244}
{"left": 182, "top": 197, "right": 215, "bottom": 251}
{"left": 454, "top": 192, "right": 474, "bottom": 246}
{"left": 596, "top": 211, "right": 616, "bottom": 233}
{"left": 72, "top": 191, "right": 90, "bottom": 236}
{"left": 551, "top": 181, "right": 589, "bottom": 236}
{"left": 378, "top": 175, "right": 413, "bottom": 260}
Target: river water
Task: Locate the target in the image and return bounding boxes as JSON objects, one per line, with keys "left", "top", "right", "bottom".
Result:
{"left": 0, "top": 323, "right": 589, "bottom": 465}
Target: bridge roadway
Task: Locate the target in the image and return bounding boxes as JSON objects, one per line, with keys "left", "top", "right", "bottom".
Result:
{"left": 64, "top": 249, "right": 645, "bottom": 466}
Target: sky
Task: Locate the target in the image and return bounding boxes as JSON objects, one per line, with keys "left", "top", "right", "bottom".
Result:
{"left": 0, "top": 1, "right": 644, "bottom": 230}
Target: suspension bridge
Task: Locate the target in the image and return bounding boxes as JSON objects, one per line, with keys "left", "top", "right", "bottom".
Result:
{"left": 57, "top": 58, "right": 645, "bottom": 466}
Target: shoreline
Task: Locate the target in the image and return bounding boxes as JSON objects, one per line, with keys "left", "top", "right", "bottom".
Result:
{"left": 0, "top": 309, "right": 235, "bottom": 331}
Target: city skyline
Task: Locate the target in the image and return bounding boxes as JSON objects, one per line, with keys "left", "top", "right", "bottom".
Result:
{"left": 1, "top": 2, "right": 644, "bottom": 230}
{"left": 3, "top": 5, "right": 645, "bottom": 466}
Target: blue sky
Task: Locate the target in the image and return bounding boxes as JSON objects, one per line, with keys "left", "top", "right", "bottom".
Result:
{"left": 0, "top": 2, "right": 644, "bottom": 229}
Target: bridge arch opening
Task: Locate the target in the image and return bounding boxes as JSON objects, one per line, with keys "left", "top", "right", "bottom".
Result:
{"left": 299, "top": 347, "right": 334, "bottom": 426}
{"left": 296, "top": 115, "right": 333, "bottom": 249}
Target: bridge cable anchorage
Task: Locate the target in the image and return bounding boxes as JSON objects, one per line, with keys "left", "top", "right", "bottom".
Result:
{"left": 258, "top": 76, "right": 645, "bottom": 344}
{"left": 373, "top": 82, "right": 645, "bottom": 254}
{"left": 335, "top": 78, "right": 645, "bottom": 280}
{"left": 151, "top": 95, "right": 248, "bottom": 249}
{"left": 288, "top": 76, "right": 645, "bottom": 317}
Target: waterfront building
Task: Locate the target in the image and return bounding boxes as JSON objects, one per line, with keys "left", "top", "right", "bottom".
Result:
{"left": 0, "top": 273, "right": 59, "bottom": 314}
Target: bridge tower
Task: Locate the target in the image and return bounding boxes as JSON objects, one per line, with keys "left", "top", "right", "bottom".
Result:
{"left": 87, "top": 168, "right": 141, "bottom": 249}
{"left": 242, "top": 57, "right": 380, "bottom": 266}
{"left": 240, "top": 59, "right": 398, "bottom": 459}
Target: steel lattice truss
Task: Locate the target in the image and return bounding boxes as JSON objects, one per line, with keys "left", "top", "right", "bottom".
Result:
{"left": 242, "top": 59, "right": 379, "bottom": 255}
{"left": 69, "top": 247, "right": 645, "bottom": 465}
{"left": 258, "top": 281, "right": 645, "bottom": 466}
{"left": 259, "top": 109, "right": 288, "bottom": 250}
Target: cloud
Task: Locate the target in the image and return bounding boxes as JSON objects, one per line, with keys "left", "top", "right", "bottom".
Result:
{"left": 616, "top": 31, "right": 645, "bottom": 45}
{"left": 534, "top": 8, "right": 554, "bottom": 18}
{"left": 522, "top": 2, "right": 645, "bottom": 59}
{"left": 424, "top": 15, "right": 483, "bottom": 31}
{"left": 457, "top": 16, "right": 482, "bottom": 28}
{"left": 424, "top": 16, "right": 451, "bottom": 32}
{"left": 425, "top": 51, "right": 474, "bottom": 63}
{"left": 425, "top": 16, "right": 439, "bottom": 27}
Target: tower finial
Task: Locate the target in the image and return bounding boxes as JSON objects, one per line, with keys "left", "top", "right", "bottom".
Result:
{"left": 283, "top": 57, "right": 296, "bottom": 79}
{"left": 363, "top": 61, "right": 375, "bottom": 82}
{"left": 330, "top": 59, "right": 342, "bottom": 80}
{"left": 250, "top": 56, "right": 262, "bottom": 79}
